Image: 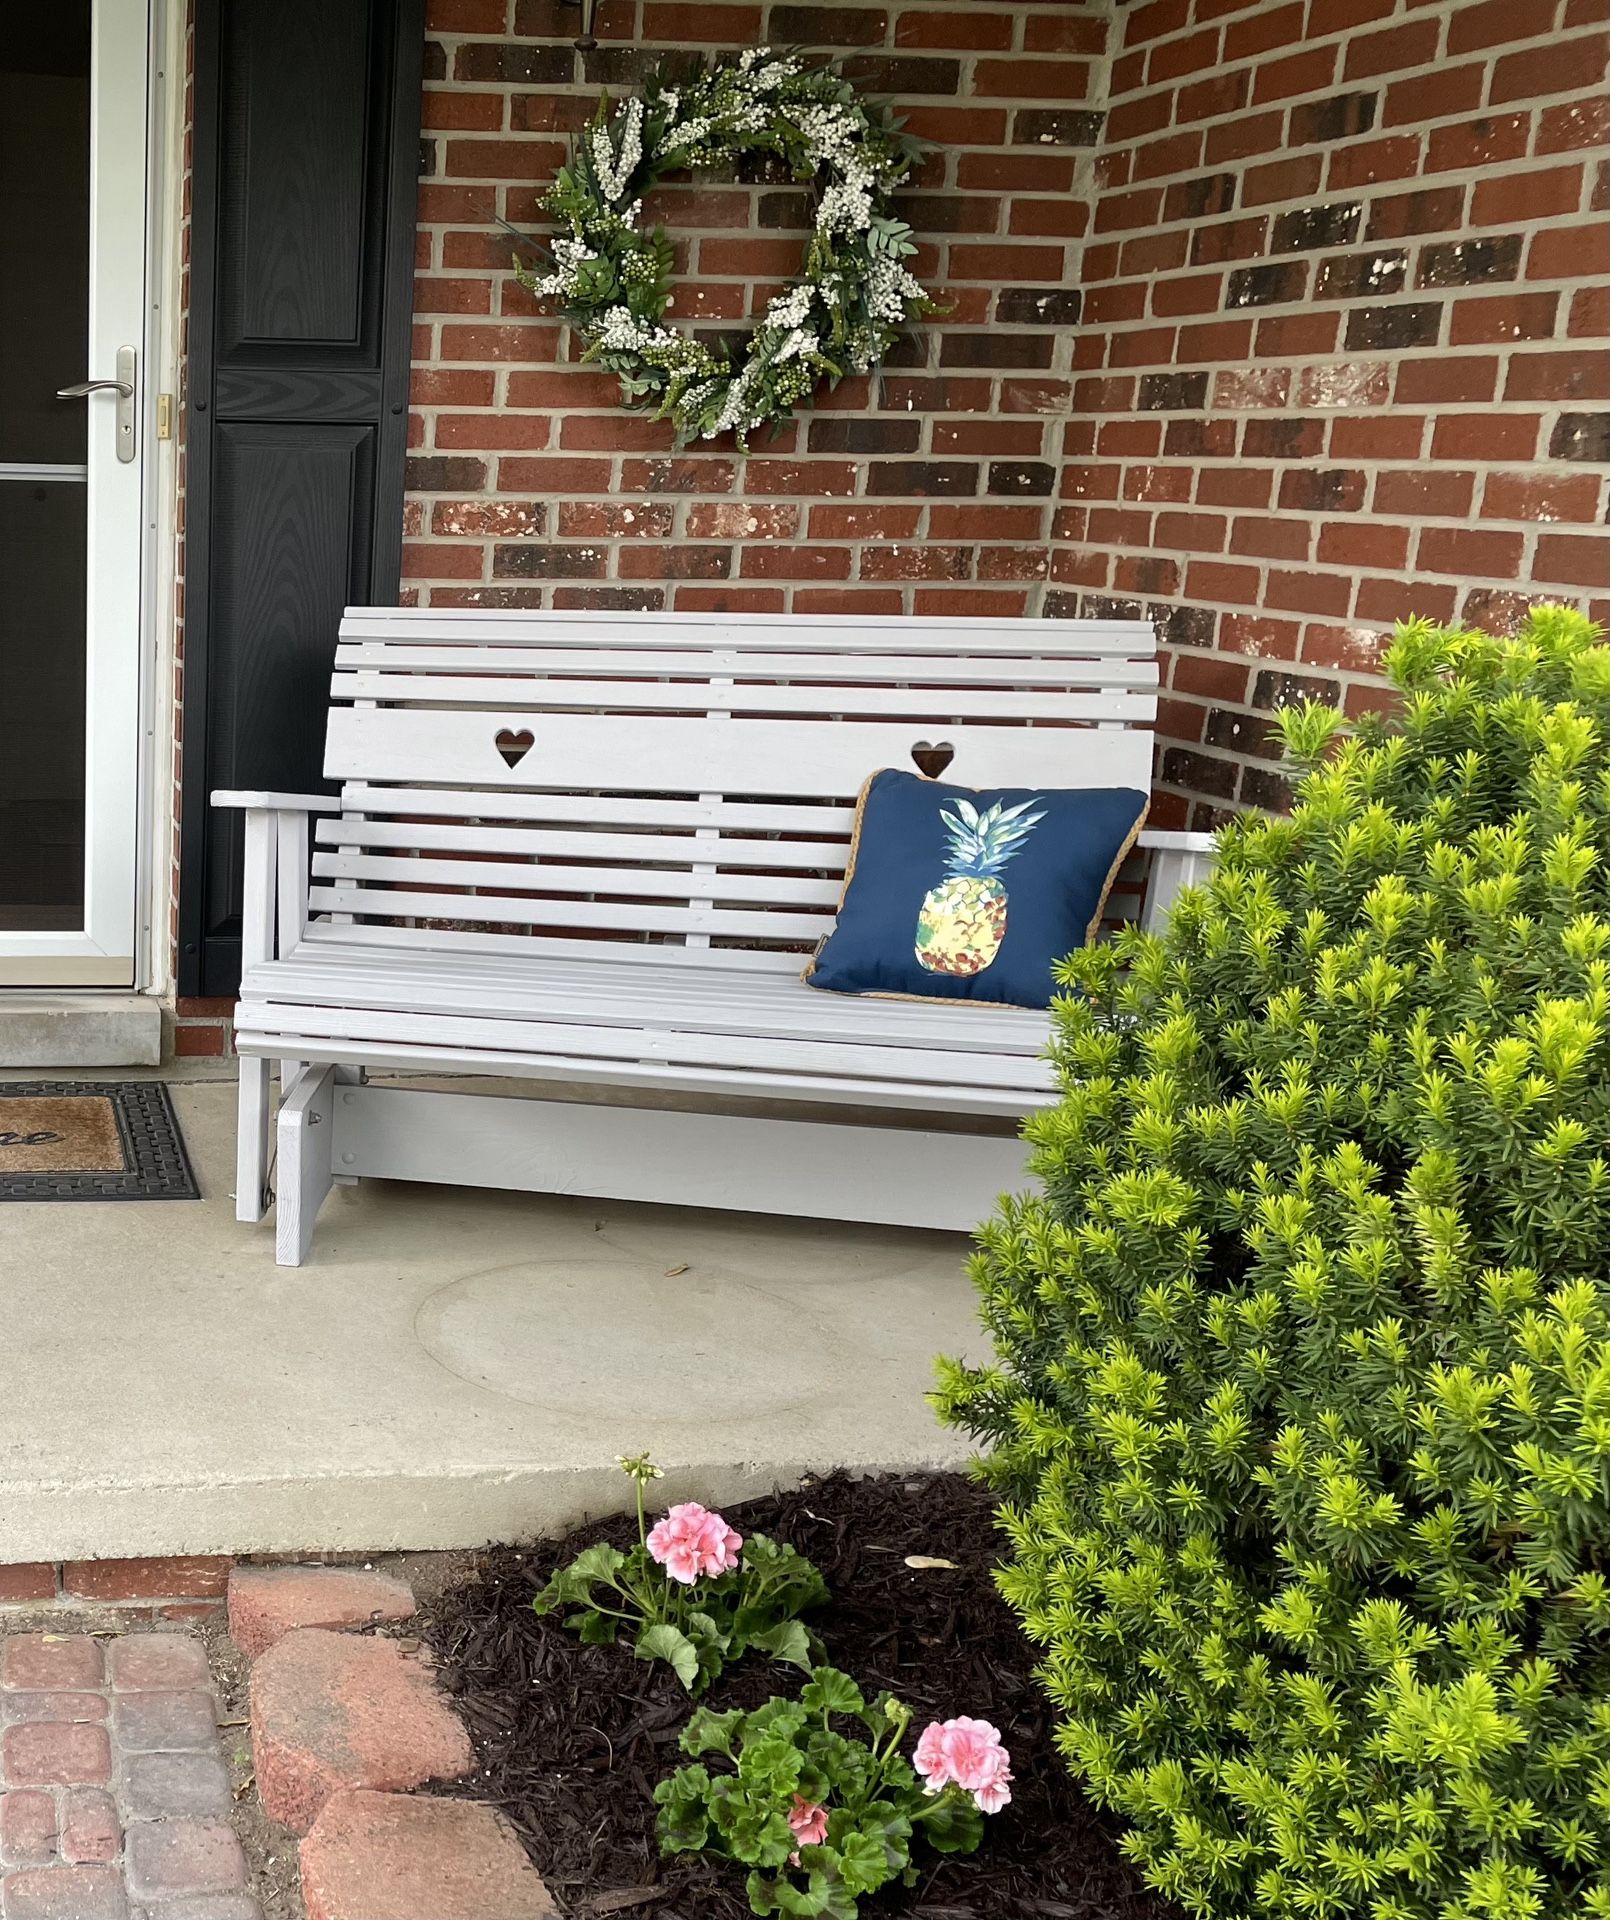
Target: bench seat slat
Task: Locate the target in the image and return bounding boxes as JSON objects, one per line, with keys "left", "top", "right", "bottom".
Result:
{"left": 234, "top": 1032, "right": 1043, "bottom": 1118}
{"left": 237, "top": 998, "right": 1053, "bottom": 1094}
{"left": 246, "top": 946, "right": 1050, "bottom": 1055}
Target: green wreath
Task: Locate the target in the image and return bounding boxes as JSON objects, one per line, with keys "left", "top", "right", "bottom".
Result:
{"left": 515, "top": 49, "right": 937, "bottom": 449}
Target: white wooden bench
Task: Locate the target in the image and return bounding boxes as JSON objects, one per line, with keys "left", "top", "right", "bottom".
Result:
{"left": 213, "top": 609, "right": 1215, "bottom": 1265}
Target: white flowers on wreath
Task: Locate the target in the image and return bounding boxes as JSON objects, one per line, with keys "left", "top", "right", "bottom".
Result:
{"left": 515, "top": 49, "right": 936, "bottom": 449}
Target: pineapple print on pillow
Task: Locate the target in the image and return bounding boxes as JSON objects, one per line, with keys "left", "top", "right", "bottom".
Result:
{"left": 805, "top": 770, "right": 1148, "bottom": 1010}
{"left": 916, "top": 798, "right": 1045, "bottom": 977}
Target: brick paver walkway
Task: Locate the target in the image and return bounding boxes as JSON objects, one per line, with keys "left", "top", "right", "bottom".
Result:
{"left": 0, "top": 1630, "right": 258, "bottom": 1920}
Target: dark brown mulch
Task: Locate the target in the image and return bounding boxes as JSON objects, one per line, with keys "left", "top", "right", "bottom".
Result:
{"left": 419, "top": 1471, "right": 1179, "bottom": 1920}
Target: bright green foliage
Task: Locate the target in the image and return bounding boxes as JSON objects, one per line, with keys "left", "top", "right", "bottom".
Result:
{"left": 656, "top": 1667, "right": 983, "bottom": 1918}
{"left": 934, "top": 608, "right": 1610, "bottom": 1920}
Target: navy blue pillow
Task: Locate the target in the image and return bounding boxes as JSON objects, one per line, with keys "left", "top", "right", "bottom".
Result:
{"left": 805, "top": 770, "right": 1148, "bottom": 1009}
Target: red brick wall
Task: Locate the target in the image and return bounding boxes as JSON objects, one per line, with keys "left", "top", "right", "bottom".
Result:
{"left": 1069, "top": 0, "right": 1610, "bottom": 821}
{"left": 404, "top": 0, "right": 1609, "bottom": 833}
{"left": 405, "top": 0, "right": 1103, "bottom": 623}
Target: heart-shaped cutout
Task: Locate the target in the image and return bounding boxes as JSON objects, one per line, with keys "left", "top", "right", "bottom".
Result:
{"left": 495, "top": 727, "right": 535, "bottom": 770}
{"left": 910, "top": 739, "right": 955, "bottom": 779}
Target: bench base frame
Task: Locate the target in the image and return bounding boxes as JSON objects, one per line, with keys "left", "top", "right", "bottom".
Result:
{"left": 269, "top": 1067, "right": 1033, "bottom": 1266}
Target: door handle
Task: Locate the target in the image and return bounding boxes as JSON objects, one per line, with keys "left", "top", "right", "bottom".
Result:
{"left": 56, "top": 346, "right": 137, "bottom": 463}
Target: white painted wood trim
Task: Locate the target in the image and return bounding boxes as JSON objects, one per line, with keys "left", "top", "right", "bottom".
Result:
{"left": 232, "top": 810, "right": 276, "bottom": 1223}
{"left": 328, "top": 1083, "right": 1034, "bottom": 1239}
{"left": 295, "top": 920, "right": 812, "bottom": 972}
{"left": 1137, "top": 829, "right": 1219, "bottom": 853}
{"left": 334, "top": 646, "right": 1163, "bottom": 686}
{"left": 335, "top": 786, "right": 858, "bottom": 832}
{"left": 276, "top": 1064, "right": 337, "bottom": 1267}
{"left": 231, "top": 1031, "right": 1049, "bottom": 1118}
{"left": 338, "top": 606, "right": 1157, "bottom": 652}
{"left": 235, "top": 1056, "right": 271, "bottom": 1225}
{"left": 322, "top": 707, "right": 1156, "bottom": 796}
{"left": 0, "top": 0, "right": 149, "bottom": 982}
{"left": 211, "top": 790, "right": 344, "bottom": 813}
{"left": 237, "top": 999, "right": 1054, "bottom": 1093}
{"left": 329, "top": 673, "right": 1157, "bottom": 724}
{"left": 1139, "top": 845, "right": 1216, "bottom": 933}
{"left": 239, "top": 949, "right": 1051, "bottom": 1053}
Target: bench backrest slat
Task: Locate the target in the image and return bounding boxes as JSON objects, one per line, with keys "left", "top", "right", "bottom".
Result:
{"left": 316, "top": 607, "right": 1159, "bottom": 965}
{"left": 334, "top": 607, "right": 1156, "bottom": 655}
{"left": 323, "top": 707, "right": 1152, "bottom": 794}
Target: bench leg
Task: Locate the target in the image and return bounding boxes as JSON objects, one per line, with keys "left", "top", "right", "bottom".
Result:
{"left": 235, "top": 1054, "right": 272, "bottom": 1224}
{"left": 276, "top": 1064, "right": 337, "bottom": 1267}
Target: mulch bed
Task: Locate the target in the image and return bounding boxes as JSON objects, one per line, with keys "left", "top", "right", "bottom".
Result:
{"left": 420, "top": 1470, "right": 1179, "bottom": 1920}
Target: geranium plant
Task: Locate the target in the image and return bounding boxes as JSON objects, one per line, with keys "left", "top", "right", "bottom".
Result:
{"left": 655, "top": 1664, "right": 1007, "bottom": 1917}
{"left": 533, "top": 1454, "right": 827, "bottom": 1693}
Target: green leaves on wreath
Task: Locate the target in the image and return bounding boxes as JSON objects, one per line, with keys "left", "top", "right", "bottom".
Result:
{"left": 511, "top": 49, "right": 938, "bottom": 448}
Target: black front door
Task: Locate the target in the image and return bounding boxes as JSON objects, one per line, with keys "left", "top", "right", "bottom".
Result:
{"left": 179, "top": 0, "right": 424, "bottom": 996}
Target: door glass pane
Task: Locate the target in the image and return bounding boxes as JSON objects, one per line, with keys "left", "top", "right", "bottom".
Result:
{"left": 0, "top": 6, "right": 91, "bottom": 931}
{"left": 0, "top": 483, "right": 88, "bottom": 929}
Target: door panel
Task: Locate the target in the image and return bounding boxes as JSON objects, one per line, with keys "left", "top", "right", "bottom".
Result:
{"left": 0, "top": 1, "right": 145, "bottom": 983}
{"left": 225, "top": 0, "right": 370, "bottom": 347}
{"left": 180, "top": 0, "right": 423, "bottom": 996}
{"left": 200, "top": 422, "right": 378, "bottom": 934}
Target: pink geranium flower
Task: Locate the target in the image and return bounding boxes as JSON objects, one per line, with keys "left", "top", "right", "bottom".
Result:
{"left": 914, "top": 1717, "right": 1013, "bottom": 1814}
{"left": 788, "top": 1795, "right": 829, "bottom": 1849}
{"left": 646, "top": 1502, "right": 743, "bottom": 1584}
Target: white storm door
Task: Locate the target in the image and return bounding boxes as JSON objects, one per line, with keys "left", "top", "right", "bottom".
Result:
{"left": 0, "top": 1, "right": 149, "bottom": 986}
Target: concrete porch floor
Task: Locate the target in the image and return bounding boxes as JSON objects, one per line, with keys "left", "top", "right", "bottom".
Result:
{"left": 0, "top": 1072, "right": 983, "bottom": 1563}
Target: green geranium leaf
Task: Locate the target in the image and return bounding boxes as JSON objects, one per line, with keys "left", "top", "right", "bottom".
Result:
{"left": 748, "top": 1620, "right": 815, "bottom": 1673}
{"left": 765, "top": 1868, "right": 847, "bottom": 1918}
{"left": 803, "top": 1668, "right": 865, "bottom": 1719}
{"left": 568, "top": 1607, "right": 619, "bottom": 1646}
{"left": 636, "top": 1622, "right": 701, "bottom": 1692}
{"left": 534, "top": 1540, "right": 628, "bottom": 1613}
{"left": 836, "top": 1829, "right": 894, "bottom": 1898}
{"left": 654, "top": 1764, "right": 713, "bottom": 1854}
{"left": 682, "top": 1706, "right": 746, "bottom": 1759}
{"left": 720, "top": 1800, "right": 796, "bottom": 1868}
{"left": 917, "top": 1788, "right": 982, "bottom": 1856}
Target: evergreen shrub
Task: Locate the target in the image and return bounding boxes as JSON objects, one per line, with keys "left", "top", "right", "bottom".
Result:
{"left": 935, "top": 609, "right": 1610, "bottom": 1920}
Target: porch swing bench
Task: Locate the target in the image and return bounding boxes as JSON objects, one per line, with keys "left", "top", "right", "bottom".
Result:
{"left": 213, "top": 608, "right": 1215, "bottom": 1266}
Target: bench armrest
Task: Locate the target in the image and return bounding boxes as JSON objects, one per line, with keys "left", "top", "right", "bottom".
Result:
{"left": 1136, "top": 828, "right": 1217, "bottom": 854}
{"left": 211, "top": 789, "right": 342, "bottom": 813}
{"left": 1136, "top": 828, "right": 1217, "bottom": 935}
{"left": 213, "top": 794, "right": 335, "bottom": 969}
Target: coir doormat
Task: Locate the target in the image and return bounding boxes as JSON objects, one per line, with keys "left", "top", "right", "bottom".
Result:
{"left": 0, "top": 1082, "right": 198, "bottom": 1201}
